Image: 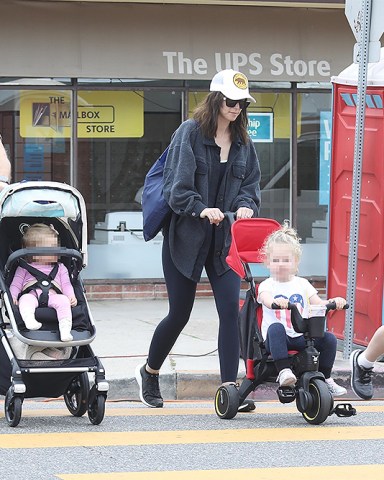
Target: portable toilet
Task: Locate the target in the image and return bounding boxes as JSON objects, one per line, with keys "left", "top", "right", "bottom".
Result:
{"left": 327, "top": 48, "right": 384, "bottom": 346}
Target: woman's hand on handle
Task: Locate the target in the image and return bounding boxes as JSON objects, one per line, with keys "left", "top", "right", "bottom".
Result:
{"left": 235, "top": 207, "right": 254, "bottom": 219}
{"left": 200, "top": 208, "right": 225, "bottom": 225}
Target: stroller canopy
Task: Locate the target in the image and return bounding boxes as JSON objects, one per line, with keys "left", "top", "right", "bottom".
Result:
{"left": 226, "top": 218, "right": 281, "bottom": 278}
{"left": 0, "top": 181, "right": 88, "bottom": 265}
{"left": 0, "top": 188, "right": 79, "bottom": 218}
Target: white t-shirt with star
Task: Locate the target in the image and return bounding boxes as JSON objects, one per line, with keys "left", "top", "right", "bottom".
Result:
{"left": 257, "top": 276, "right": 318, "bottom": 340}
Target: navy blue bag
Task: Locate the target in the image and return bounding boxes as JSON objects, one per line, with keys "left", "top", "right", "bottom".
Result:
{"left": 142, "top": 146, "right": 172, "bottom": 241}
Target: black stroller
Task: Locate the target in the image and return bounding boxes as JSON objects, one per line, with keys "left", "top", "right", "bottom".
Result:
{"left": 0, "top": 181, "right": 109, "bottom": 427}
{"left": 214, "top": 218, "right": 356, "bottom": 425}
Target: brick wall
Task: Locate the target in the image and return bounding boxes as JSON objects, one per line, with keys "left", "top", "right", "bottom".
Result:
{"left": 84, "top": 277, "right": 326, "bottom": 301}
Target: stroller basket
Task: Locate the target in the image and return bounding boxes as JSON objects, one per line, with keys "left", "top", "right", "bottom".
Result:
{"left": 289, "top": 306, "right": 326, "bottom": 338}
{"left": 305, "top": 316, "right": 326, "bottom": 338}
{"left": 16, "top": 356, "right": 98, "bottom": 369}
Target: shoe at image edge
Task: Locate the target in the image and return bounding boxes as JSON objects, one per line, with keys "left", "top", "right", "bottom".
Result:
{"left": 350, "top": 349, "right": 374, "bottom": 400}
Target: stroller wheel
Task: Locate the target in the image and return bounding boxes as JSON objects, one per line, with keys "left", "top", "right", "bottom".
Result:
{"left": 64, "top": 372, "right": 90, "bottom": 417}
{"left": 4, "top": 389, "right": 23, "bottom": 427}
{"left": 88, "top": 385, "right": 106, "bottom": 425}
{"left": 214, "top": 383, "right": 239, "bottom": 419}
{"left": 301, "top": 378, "right": 333, "bottom": 425}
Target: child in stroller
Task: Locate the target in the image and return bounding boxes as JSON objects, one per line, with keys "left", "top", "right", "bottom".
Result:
{"left": 257, "top": 222, "right": 347, "bottom": 395}
{"left": 0, "top": 181, "right": 109, "bottom": 427}
{"left": 10, "top": 223, "right": 76, "bottom": 343}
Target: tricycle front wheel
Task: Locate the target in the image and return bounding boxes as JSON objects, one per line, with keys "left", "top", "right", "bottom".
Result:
{"left": 301, "top": 379, "right": 332, "bottom": 425}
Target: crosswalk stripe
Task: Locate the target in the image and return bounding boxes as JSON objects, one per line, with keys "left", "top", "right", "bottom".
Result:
{"left": 1, "top": 425, "right": 384, "bottom": 448}
{"left": 55, "top": 464, "right": 384, "bottom": 480}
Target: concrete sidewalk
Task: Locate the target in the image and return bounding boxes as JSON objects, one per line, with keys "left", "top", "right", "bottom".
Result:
{"left": 89, "top": 298, "right": 384, "bottom": 402}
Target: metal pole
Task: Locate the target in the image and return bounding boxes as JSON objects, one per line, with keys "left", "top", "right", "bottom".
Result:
{"left": 70, "top": 79, "right": 78, "bottom": 188}
{"left": 343, "top": 0, "right": 372, "bottom": 359}
{"left": 291, "top": 85, "right": 298, "bottom": 229}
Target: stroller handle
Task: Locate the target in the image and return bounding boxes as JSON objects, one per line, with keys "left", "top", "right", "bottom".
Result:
{"left": 223, "top": 211, "right": 236, "bottom": 225}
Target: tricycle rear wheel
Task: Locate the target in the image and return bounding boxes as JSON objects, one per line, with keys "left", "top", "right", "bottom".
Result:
{"left": 214, "top": 384, "right": 239, "bottom": 419}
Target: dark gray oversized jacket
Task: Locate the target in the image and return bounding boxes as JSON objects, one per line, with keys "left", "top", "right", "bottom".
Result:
{"left": 163, "top": 118, "right": 261, "bottom": 282}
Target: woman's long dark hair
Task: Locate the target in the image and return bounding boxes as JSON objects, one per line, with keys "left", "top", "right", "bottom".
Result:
{"left": 193, "top": 91, "right": 250, "bottom": 144}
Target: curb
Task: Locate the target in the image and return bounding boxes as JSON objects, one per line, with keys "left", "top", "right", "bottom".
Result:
{"left": 105, "top": 369, "right": 384, "bottom": 402}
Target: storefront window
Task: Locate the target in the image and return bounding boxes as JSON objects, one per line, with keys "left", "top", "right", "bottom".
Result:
{"left": 0, "top": 89, "right": 72, "bottom": 184}
{"left": 255, "top": 92, "right": 291, "bottom": 225}
{"left": 296, "top": 92, "right": 331, "bottom": 245}
{"left": 0, "top": 81, "right": 333, "bottom": 279}
{"left": 296, "top": 92, "right": 332, "bottom": 277}
{"left": 76, "top": 89, "right": 182, "bottom": 279}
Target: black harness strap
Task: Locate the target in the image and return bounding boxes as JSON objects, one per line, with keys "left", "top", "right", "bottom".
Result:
{"left": 18, "top": 259, "right": 61, "bottom": 307}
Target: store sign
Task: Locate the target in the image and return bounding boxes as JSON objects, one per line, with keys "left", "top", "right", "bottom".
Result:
{"left": 163, "top": 51, "right": 331, "bottom": 79}
{"left": 20, "top": 91, "right": 143, "bottom": 138}
{"left": 1, "top": 3, "right": 353, "bottom": 82}
{"left": 248, "top": 113, "right": 273, "bottom": 143}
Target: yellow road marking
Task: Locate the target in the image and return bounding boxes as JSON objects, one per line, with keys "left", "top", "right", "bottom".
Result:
{"left": 100, "top": 404, "right": 384, "bottom": 415}
{"left": 56, "top": 465, "right": 384, "bottom": 480}
{"left": 1, "top": 425, "right": 384, "bottom": 448}
{"left": 0, "top": 403, "right": 381, "bottom": 417}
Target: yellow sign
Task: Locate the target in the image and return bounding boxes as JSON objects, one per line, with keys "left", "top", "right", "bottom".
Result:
{"left": 20, "top": 90, "right": 143, "bottom": 138}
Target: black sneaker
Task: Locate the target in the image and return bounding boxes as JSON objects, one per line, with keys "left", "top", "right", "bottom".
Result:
{"left": 238, "top": 398, "right": 256, "bottom": 413}
{"left": 135, "top": 364, "right": 163, "bottom": 408}
{"left": 350, "top": 349, "right": 374, "bottom": 400}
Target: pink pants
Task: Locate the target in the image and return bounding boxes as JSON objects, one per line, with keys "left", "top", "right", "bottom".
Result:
{"left": 19, "top": 290, "right": 71, "bottom": 322}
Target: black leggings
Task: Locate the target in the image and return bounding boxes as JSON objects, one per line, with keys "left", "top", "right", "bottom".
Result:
{"left": 147, "top": 235, "right": 241, "bottom": 383}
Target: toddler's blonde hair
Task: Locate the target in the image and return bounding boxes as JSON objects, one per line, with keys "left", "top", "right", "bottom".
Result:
{"left": 261, "top": 220, "right": 302, "bottom": 261}
{"left": 22, "top": 223, "right": 59, "bottom": 248}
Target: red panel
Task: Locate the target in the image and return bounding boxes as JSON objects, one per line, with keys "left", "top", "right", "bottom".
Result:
{"left": 327, "top": 84, "right": 384, "bottom": 345}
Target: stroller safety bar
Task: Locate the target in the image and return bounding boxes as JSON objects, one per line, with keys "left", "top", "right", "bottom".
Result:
{"left": 5, "top": 247, "right": 84, "bottom": 278}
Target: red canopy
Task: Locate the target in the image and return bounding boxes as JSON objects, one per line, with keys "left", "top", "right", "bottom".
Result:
{"left": 226, "top": 218, "right": 280, "bottom": 279}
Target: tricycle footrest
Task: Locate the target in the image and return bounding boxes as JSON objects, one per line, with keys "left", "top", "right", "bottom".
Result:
{"left": 276, "top": 386, "right": 296, "bottom": 404}
{"left": 330, "top": 403, "right": 357, "bottom": 417}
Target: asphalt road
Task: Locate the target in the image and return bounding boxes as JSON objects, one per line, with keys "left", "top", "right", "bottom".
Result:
{"left": 0, "top": 397, "right": 384, "bottom": 479}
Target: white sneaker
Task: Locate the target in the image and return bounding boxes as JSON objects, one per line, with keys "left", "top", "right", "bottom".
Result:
{"left": 325, "top": 378, "right": 347, "bottom": 397}
{"left": 277, "top": 368, "right": 297, "bottom": 387}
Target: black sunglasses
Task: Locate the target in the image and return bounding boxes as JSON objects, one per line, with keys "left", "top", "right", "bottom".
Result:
{"left": 223, "top": 97, "right": 250, "bottom": 110}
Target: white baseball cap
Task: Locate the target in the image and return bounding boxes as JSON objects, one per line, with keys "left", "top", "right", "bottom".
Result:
{"left": 210, "top": 69, "right": 256, "bottom": 103}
